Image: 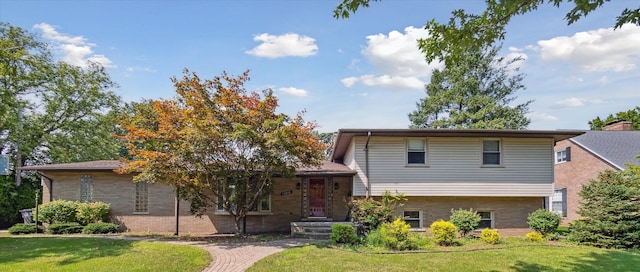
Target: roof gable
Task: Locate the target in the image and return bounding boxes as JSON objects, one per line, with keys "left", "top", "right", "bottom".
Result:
{"left": 570, "top": 131, "right": 640, "bottom": 170}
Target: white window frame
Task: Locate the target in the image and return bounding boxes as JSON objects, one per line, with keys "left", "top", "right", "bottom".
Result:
{"left": 482, "top": 139, "right": 502, "bottom": 166}
{"left": 403, "top": 210, "right": 422, "bottom": 229}
{"left": 551, "top": 188, "right": 567, "bottom": 217}
{"left": 476, "top": 211, "right": 494, "bottom": 229}
{"left": 216, "top": 185, "right": 271, "bottom": 214}
{"left": 555, "top": 147, "right": 571, "bottom": 164}
{"left": 80, "top": 175, "right": 93, "bottom": 202}
{"left": 406, "top": 138, "right": 427, "bottom": 166}
{"left": 134, "top": 182, "right": 149, "bottom": 214}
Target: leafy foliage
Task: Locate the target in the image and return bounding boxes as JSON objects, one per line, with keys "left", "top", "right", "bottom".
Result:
{"left": 480, "top": 228, "right": 501, "bottom": 244}
{"left": 430, "top": 220, "right": 457, "bottom": 246}
{"left": 567, "top": 170, "right": 640, "bottom": 249}
{"left": 348, "top": 191, "right": 406, "bottom": 235}
{"left": 525, "top": 231, "right": 544, "bottom": 242}
{"left": 527, "top": 209, "right": 561, "bottom": 236}
{"left": 449, "top": 208, "right": 481, "bottom": 237}
{"left": 82, "top": 222, "right": 121, "bottom": 234}
{"left": 47, "top": 222, "right": 83, "bottom": 234}
{"left": 588, "top": 106, "right": 640, "bottom": 130}
{"left": 408, "top": 45, "right": 530, "bottom": 129}
{"left": 116, "top": 69, "right": 326, "bottom": 234}
{"left": 334, "top": 1, "right": 639, "bottom": 67}
{"left": 379, "top": 218, "right": 418, "bottom": 250}
{"left": 76, "top": 202, "right": 110, "bottom": 225}
{"left": 0, "top": 175, "right": 38, "bottom": 224}
{"left": 330, "top": 223, "right": 357, "bottom": 244}
{"left": 8, "top": 223, "right": 43, "bottom": 235}
{"left": 37, "top": 200, "right": 79, "bottom": 224}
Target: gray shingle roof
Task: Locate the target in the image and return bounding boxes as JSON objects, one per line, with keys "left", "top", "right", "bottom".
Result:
{"left": 570, "top": 131, "right": 640, "bottom": 170}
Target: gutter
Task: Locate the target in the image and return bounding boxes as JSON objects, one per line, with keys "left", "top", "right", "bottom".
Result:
{"left": 364, "top": 131, "right": 371, "bottom": 198}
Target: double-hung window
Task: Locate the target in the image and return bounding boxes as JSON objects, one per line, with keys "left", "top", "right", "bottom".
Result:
{"left": 403, "top": 210, "right": 422, "bottom": 228}
{"left": 482, "top": 140, "right": 501, "bottom": 165}
{"left": 217, "top": 184, "right": 271, "bottom": 213}
{"left": 551, "top": 188, "right": 567, "bottom": 217}
{"left": 407, "top": 139, "right": 426, "bottom": 165}
{"left": 556, "top": 147, "right": 571, "bottom": 163}
{"left": 80, "top": 175, "right": 93, "bottom": 202}
{"left": 477, "top": 211, "right": 493, "bottom": 229}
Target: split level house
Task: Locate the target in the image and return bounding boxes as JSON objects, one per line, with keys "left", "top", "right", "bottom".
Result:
{"left": 553, "top": 121, "right": 640, "bottom": 224}
{"left": 20, "top": 128, "right": 583, "bottom": 235}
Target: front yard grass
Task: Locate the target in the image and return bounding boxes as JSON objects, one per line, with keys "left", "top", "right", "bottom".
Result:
{"left": 249, "top": 238, "right": 640, "bottom": 272}
{"left": 0, "top": 237, "right": 211, "bottom": 272}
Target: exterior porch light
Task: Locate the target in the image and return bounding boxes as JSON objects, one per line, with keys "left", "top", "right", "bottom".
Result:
{"left": 334, "top": 182, "right": 339, "bottom": 190}
{"left": 296, "top": 182, "right": 301, "bottom": 190}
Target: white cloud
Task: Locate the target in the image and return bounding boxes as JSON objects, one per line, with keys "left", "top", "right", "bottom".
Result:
{"left": 598, "top": 76, "right": 610, "bottom": 85}
{"left": 343, "top": 26, "right": 442, "bottom": 89}
{"left": 279, "top": 87, "right": 309, "bottom": 97}
{"left": 246, "top": 33, "right": 318, "bottom": 58}
{"left": 534, "top": 24, "right": 640, "bottom": 72}
{"left": 529, "top": 112, "right": 558, "bottom": 121}
{"left": 555, "top": 97, "right": 586, "bottom": 107}
{"left": 33, "top": 23, "right": 114, "bottom": 68}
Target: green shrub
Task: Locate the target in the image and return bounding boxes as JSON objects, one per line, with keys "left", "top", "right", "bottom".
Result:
{"left": 330, "top": 223, "right": 357, "bottom": 244}
{"left": 47, "top": 222, "right": 83, "bottom": 234}
{"left": 450, "top": 208, "right": 481, "bottom": 237}
{"left": 525, "top": 231, "right": 544, "bottom": 242}
{"left": 365, "top": 228, "right": 384, "bottom": 247}
{"left": 82, "top": 222, "right": 121, "bottom": 234}
{"left": 479, "top": 228, "right": 500, "bottom": 244}
{"left": 546, "top": 232, "right": 563, "bottom": 241}
{"left": 8, "top": 223, "right": 43, "bottom": 235}
{"left": 566, "top": 170, "right": 640, "bottom": 249}
{"left": 430, "top": 220, "right": 457, "bottom": 246}
{"left": 37, "top": 200, "right": 78, "bottom": 224}
{"left": 379, "top": 218, "right": 417, "bottom": 250}
{"left": 76, "top": 201, "right": 110, "bottom": 225}
{"left": 527, "top": 209, "right": 561, "bottom": 236}
{"left": 349, "top": 191, "right": 406, "bottom": 235}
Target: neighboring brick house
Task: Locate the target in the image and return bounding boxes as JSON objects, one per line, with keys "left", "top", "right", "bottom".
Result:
{"left": 553, "top": 121, "right": 640, "bottom": 224}
{"left": 21, "top": 128, "right": 582, "bottom": 235}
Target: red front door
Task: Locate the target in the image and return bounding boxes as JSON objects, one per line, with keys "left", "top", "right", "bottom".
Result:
{"left": 309, "top": 178, "right": 326, "bottom": 217}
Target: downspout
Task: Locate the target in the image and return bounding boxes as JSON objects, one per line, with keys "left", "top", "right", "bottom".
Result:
{"left": 174, "top": 186, "right": 180, "bottom": 236}
{"left": 364, "top": 131, "right": 371, "bottom": 198}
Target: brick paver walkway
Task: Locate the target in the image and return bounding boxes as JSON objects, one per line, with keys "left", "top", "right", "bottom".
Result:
{"left": 173, "top": 238, "right": 318, "bottom": 272}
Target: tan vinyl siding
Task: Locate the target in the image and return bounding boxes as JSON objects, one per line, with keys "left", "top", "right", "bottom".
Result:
{"left": 344, "top": 138, "right": 368, "bottom": 196}
{"left": 351, "top": 136, "right": 554, "bottom": 196}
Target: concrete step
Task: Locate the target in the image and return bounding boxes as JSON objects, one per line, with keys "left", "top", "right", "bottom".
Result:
{"left": 290, "top": 221, "right": 356, "bottom": 239}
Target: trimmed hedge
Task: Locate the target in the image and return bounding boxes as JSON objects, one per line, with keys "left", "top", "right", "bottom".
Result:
{"left": 330, "top": 223, "right": 357, "bottom": 244}
{"left": 430, "top": 220, "right": 457, "bottom": 246}
{"left": 76, "top": 202, "right": 110, "bottom": 225}
{"left": 38, "top": 200, "right": 78, "bottom": 224}
{"left": 8, "top": 223, "right": 43, "bottom": 235}
{"left": 82, "top": 222, "right": 121, "bottom": 234}
{"left": 47, "top": 222, "right": 84, "bottom": 234}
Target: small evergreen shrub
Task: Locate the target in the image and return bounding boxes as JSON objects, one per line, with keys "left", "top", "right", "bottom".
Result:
{"left": 430, "top": 220, "right": 457, "bottom": 246}
{"left": 450, "top": 208, "right": 481, "bottom": 237}
{"left": 8, "top": 223, "right": 43, "bottom": 235}
{"left": 330, "top": 223, "right": 357, "bottom": 244}
{"left": 525, "top": 231, "right": 544, "bottom": 242}
{"left": 527, "top": 209, "right": 561, "bottom": 236}
{"left": 38, "top": 200, "right": 78, "bottom": 224}
{"left": 82, "top": 222, "right": 121, "bottom": 234}
{"left": 47, "top": 222, "right": 83, "bottom": 234}
{"left": 379, "top": 218, "right": 417, "bottom": 250}
{"left": 76, "top": 202, "right": 110, "bottom": 225}
{"left": 479, "top": 228, "right": 500, "bottom": 244}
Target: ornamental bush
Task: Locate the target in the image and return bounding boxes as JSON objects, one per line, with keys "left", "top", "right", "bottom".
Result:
{"left": 47, "top": 222, "right": 83, "bottom": 234}
{"left": 82, "top": 222, "right": 121, "bottom": 234}
{"left": 379, "top": 218, "right": 417, "bottom": 250}
{"left": 8, "top": 223, "right": 43, "bottom": 235}
{"left": 525, "top": 231, "right": 544, "bottom": 242}
{"left": 349, "top": 191, "right": 406, "bottom": 235}
{"left": 330, "top": 223, "right": 357, "bottom": 244}
{"left": 527, "top": 209, "right": 561, "bottom": 236}
{"left": 38, "top": 200, "right": 78, "bottom": 224}
{"left": 76, "top": 202, "right": 110, "bottom": 225}
{"left": 479, "top": 228, "right": 500, "bottom": 244}
{"left": 450, "top": 208, "right": 481, "bottom": 237}
{"left": 430, "top": 220, "right": 457, "bottom": 246}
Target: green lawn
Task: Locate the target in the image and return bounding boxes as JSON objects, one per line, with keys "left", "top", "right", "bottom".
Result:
{"left": 249, "top": 239, "right": 640, "bottom": 272}
{"left": 0, "top": 237, "right": 211, "bottom": 272}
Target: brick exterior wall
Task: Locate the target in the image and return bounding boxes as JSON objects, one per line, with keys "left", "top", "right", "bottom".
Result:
{"left": 554, "top": 140, "right": 616, "bottom": 224}
{"left": 41, "top": 171, "right": 353, "bottom": 234}
{"left": 398, "top": 196, "right": 543, "bottom": 230}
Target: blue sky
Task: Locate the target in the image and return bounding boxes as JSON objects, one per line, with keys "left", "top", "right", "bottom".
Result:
{"left": 2, "top": 1, "right": 639, "bottom": 132}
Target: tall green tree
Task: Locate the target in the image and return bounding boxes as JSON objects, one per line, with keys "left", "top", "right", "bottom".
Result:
{"left": 1, "top": 22, "right": 121, "bottom": 224}
{"left": 334, "top": 0, "right": 639, "bottom": 66}
{"left": 408, "top": 45, "right": 531, "bottom": 129}
{"left": 588, "top": 106, "right": 640, "bottom": 130}
{"left": 116, "top": 70, "right": 326, "bottom": 234}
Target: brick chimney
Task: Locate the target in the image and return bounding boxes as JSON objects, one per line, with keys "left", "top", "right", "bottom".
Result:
{"left": 603, "top": 120, "right": 633, "bottom": 131}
